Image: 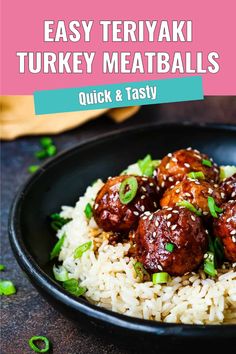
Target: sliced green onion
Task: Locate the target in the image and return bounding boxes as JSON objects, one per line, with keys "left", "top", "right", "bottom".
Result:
{"left": 187, "top": 171, "right": 205, "bottom": 180}
{"left": 50, "top": 213, "right": 71, "bottom": 231}
{"left": 40, "top": 137, "right": 53, "bottom": 148}
{"left": 208, "top": 196, "right": 223, "bottom": 218}
{"left": 119, "top": 176, "right": 138, "bottom": 204}
{"left": 53, "top": 265, "right": 69, "bottom": 282}
{"left": 74, "top": 241, "right": 92, "bottom": 259}
{"left": 35, "top": 150, "right": 48, "bottom": 160}
{"left": 0, "top": 264, "right": 5, "bottom": 271}
{"left": 62, "top": 278, "right": 86, "bottom": 297}
{"left": 165, "top": 243, "right": 174, "bottom": 252}
{"left": 50, "top": 234, "right": 66, "bottom": 260}
{"left": 134, "top": 261, "right": 150, "bottom": 282}
{"left": 176, "top": 200, "right": 202, "bottom": 216}
{"left": 28, "top": 165, "right": 39, "bottom": 174}
{"left": 204, "top": 251, "right": 217, "bottom": 277}
{"left": 202, "top": 159, "right": 213, "bottom": 167}
{"left": 152, "top": 272, "right": 169, "bottom": 284}
{"left": 84, "top": 203, "right": 93, "bottom": 220}
{"left": 0, "top": 280, "right": 16, "bottom": 295}
{"left": 46, "top": 145, "right": 57, "bottom": 157}
{"left": 28, "top": 336, "right": 50, "bottom": 353}
{"left": 138, "top": 155, "right": 160, "bottom": 177}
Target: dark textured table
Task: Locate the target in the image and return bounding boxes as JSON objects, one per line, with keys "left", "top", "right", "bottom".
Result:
{"left": 1, "top": 98, "right": 236, "bottom": 354}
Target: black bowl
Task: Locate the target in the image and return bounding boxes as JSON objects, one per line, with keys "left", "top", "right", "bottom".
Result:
{"left": 9, "top": 123, "right": 236, "bottom": 346}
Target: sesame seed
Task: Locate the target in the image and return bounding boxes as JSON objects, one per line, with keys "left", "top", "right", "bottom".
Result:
{"left": 167, "top": 207, "right": 173, "bottom": 211}
{"left": 221, "top": 192, "right": 225, "bottom": 199}
{"left": 232, "top": 191, "right": 236, "bottom": 198}
{"left": 149, "top": 214, "right": 154, "bottom": 220}
{"left": 155, "top": 220, "right": 159, "bottom": 227}
{"left": 149, "top": 182, "right": 154, "bottom": 187}
{"left": 167, "top": 153, "right": 172, "bottom": 157}
{"left": 94, "top": 204, "right": 98, "bottom": 209}
{"left": 230, "top": 230, "right": 236, "bottom": 235}
{"left": 171, "top": 224, "right": 177, "bottom": 230}
{"left": 172, "top": 157, "right": 178, "bottom": 162}
{"left": 133, "top": 211, "right": 139, "bottom": 216}
{"left": 163, "top": 175, "right": 167, "bottom": 181}
{"left": 141, "top": 186, "right": 147, "bottom": 192}
{"left": 176, "top": 189, "right": 180, "bottom": 194}
{"left": 205, "top": 230, "right": 209, "bottom": 234}
{"left": 169, "top": 177, "right": 174, "bottom": 182}
{"left": 187, "top": 147, "right": 192, "bottom": 151}
{"left": 141, "top": 195, "right": 146, "bottom": 199}
{"left": 157, "top": 265, "right": 163, "bottom": 271}
{"left": 161, "top": 182, "right": 165, "bottom": 188}
{"left": 226, "top": 217, "right": 231, "bottom": 222}
{"left": 153, "top": 232, "right": 157, "bottom": 237}
{"left": 142, "top": 216, "right": 147, "bottom": 220}
{"left": 184, "top": 163, "right": 190, "bottom": 168}
{"left": 165, "top": 163, "right": 170, "bottom": 169}
{"left": 185, "top": 193, "right": 191, "bottom": 197}
{"left": 167, "top": 221, "right": 171, "bottom": 227}
{"left": 154, "top": 202, "right": 157, "bottom": 208}
{"left": 173, "top": 210, "right": 179, "bottom": 214}
{"left": 167, "top": 214, "right": 172, "bottom": 219}
{"left": 191, "top": 215, "right": 196, "bottom": 221}
{"left": 232, "top": 236, "right": 236, "bottom": 243}
{"left": 208, "top": 188, "right": 213, "bottom": 194}
{"left": 203, "top": 211, "right": 209, "bottom": 215}
{"left": 141, "top": 205, "right": 145, "bottom": 212}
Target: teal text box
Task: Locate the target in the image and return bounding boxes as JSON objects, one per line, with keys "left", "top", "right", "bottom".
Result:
{"left": 34, "top": 76, "right": 203, "bottom": 115}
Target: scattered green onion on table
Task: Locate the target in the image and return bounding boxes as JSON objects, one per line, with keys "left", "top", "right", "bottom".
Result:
{"left": 0, "top": 280, "right": 16, "bottom": 296}
{"left": 28, "top": 335, "right": 50, "bottom": 353}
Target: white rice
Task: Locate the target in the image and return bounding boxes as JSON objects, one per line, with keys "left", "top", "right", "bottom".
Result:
{"left": 57, "top": 180, "right": 236, "bottom": 325}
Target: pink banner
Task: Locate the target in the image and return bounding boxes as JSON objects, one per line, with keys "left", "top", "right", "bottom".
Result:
{"left": 1, "top": 0, "right": 236, "bottom": 95}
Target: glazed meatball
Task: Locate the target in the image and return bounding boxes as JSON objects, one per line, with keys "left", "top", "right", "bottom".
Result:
{"left": 93, "top": 175, "right": 159, "bottom": 233}
{"left": 156, "top": 148, "right": 219, "bottom": 189}
{"left": 219, "top": 173, "right": 236, "bottom": 201}
{"left": 135, "top": 207, "right": 208, "bottom": 276}
{"left": 160, "top": 178, "right": 223, "bottom": 217}
{"left": 213, "top": 200, "right": 236, "bottom": 262}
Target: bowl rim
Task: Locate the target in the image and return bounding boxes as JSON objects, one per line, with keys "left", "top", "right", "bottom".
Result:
{"left": 9, "top": 122, "right": 236, "bottom": 338}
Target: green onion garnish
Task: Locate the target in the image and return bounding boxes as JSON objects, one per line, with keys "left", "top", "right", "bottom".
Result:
{"left": 53, "top": 265, "right": 69, "bottom": 282}
{"left": 74, "top": 241, "right": 92, "bottom": 259}
{"left": 208, "top": 196, "right": 223, "bottom": 218}
{"left": 0, "top": 280, "right": 16, "bottom": 295}
{"left": 0, "top": 264, "right": 5, "bottom": 271}
{"left": 202, "top": 159, "right": 212, "bottom": 167}
{"left": 119, "top": 176, "right": 138, "bottom": 204}
{"left": 62, "top": 278, "right": 86, "bottom": 297}
{"left": 176, "top": 200, "right": 202, "bottom": 216}
{"left": 84, "top": 203, "right": 93, "bottom": 220}
{"left": 40, "top": 137, "right": 53, "bottom": 148}
{"left": 28, "top": 165, "right": 39, "bottom": 174}
{"left": 204, "top": 251, "right": 217, "bottom": 277}
{"left": 28, "top": 336, "right": 50, "bottom": 353}
{"left": 50, "top": 213, "right": 71, "bottom": 231}
{"left": 152, "top": 272, "right": 169, "bottom": 284}
{"left": 46, "top": 144, "right": 57, "bottom": 157}
{"left": 187, "top": 171, "right": 205, "bottom": 180}
{"left": 138, "top": 155, "right": 160, "bottom": 177}
{"left": 134, "top": 261, "right": 150, "bottom": 282}
{"left": 50, "top": 234, "right": 66, "bottom": 260}
{"left": 214, "top": 237, "right": 224, "bottom": 263}
{"left": 165, "top": 243, "right": 174, "bottom": 252}
{"left": 35, "top": 150, "right": 48, "bottom": 160}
